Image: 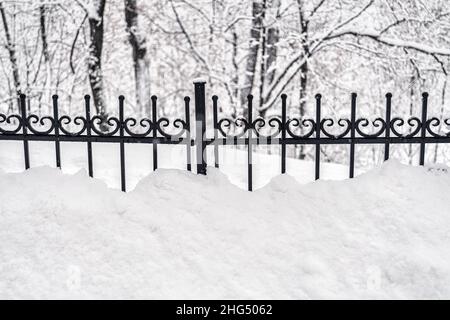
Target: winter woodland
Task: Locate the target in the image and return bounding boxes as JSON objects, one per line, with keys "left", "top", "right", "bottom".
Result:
{"left": 0, "top": 0, "right": 449, "bottom": 168}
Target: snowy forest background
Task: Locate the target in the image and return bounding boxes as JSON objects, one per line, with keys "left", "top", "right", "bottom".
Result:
{"left": 0, "top": 0, "right": 449, "bottom": 168}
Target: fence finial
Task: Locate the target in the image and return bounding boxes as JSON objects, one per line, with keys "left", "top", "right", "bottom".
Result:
{"left": 193, "top": 77, "right": 207, "bottom": 84}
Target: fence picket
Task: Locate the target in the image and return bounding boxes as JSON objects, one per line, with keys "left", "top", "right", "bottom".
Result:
{"left": 349, "top": 93, "right": 357, "bottom": 178}
{"left": 315, "top": 94, "right": 321, "bottom": 180}
{"left": 52, "top": 95, "right": 61, "bottom": 169}
{"left": 420, "top": 92, "right": 429, "bottom": 166}
{"left": 384, "top": 93, "right": 392, "bottom": 161}
{"left": 281, "top": 94, "right": 287, "bottom": 174}
{"left": 84, "top": 95, "right": 93, "bottom": 177}
{"left": 19, "top": 94, "right": 30, "bottom": 170}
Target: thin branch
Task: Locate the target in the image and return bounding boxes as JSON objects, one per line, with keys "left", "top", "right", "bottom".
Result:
{"left": 308, "top": 0, "right": 327, "bottom": 21}
{"left": 325, "top": 30, "right": 450, "bottom": 56}
{"left": 170, "top": 0, "right": 208, "bottom": 69}
{"left": 69, "top": 13, "right": 87, "bottom": 74}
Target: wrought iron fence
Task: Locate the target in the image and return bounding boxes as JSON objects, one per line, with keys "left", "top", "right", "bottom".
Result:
{"left": 1, "top": 80, "right": 450, "bottom": 191}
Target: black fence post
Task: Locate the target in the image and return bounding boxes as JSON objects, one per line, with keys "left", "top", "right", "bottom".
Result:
{"left": 419, "top": 92, "right": 428, "bottom": 166}
{"left": 52, "top": 95, "right": 61, "bottom": 169}
{"left": 119, "top": 95, "right": 126, "bottom": 192}
{"left": 194, "top": 80, "right": 207, "bottom": 175}
{"left": 384, "top": 92, "right": 392, "bottom": 161}
{"left": 212, "top": 95, "right": 219, "bottom": 168}
{"left": 19, "top": 94, "right": 30, "bottom": 170}
{"left": 184, "top": 96, "right": 192, "bottom": 171}
{"left": 151, "top": 95, "right": 158, "bottom": 171}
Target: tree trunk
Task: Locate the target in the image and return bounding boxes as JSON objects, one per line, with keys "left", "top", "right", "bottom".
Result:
{"left": 40, "top": 5, "right": 52, "bottom": 113}
{"left": 259, "top": 0, "right": 280, "bottom": 118}
{"left": 0, "top": 2, "right": 21, "bottom": 111}
{"left": 297, "top": 0, "right": 308, "bottom": 159}
{"left": 230, "top": 27, "right": 239, "bottom": 118}
{"left": 258, "top": 0, "right": 267, "bottom": 113}
{"left": 265, "top": 1, "right": 279, "bottom": 86}
{"left": 88, "top": 0, "right": 108, "bottom": 124}
{"left": 241, "top": 0, "right": 264, "bottom": 117}
{"left": 124, "top": 0, "right": 151, "bottom": 116}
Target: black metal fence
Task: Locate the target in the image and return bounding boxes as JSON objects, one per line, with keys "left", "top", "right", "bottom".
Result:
{"left": 1, "top": 80, "right": 449, "bottom": 191}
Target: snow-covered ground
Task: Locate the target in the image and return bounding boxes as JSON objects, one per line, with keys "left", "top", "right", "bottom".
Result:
{"left": 0, "top": 142, "right": 450, "bottom": 299}
{"left": 0, "top": 141, "right": 354, "bottom": 190}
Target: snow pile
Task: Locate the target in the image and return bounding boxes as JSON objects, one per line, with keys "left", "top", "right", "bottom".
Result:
{"left": 0, "top": 142, "right": 351, "bottom": 190}
{"left": 0, "top": 161, "right": 450, "bottom": 299}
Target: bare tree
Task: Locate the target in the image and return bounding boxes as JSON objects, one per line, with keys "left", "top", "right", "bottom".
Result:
{"left": 39, "top": 4, "right": 52, "bottom": 112}
{"left": 259, "top": 0, "right": 280, "bottom": 118}
{"left": 241, "top": 0, "right": 264, "bottom": 117}
{"left": 265, "top": 0, "right": 280, "bottom": 87}
{"left": 261, "top": 0, "right": 450, "bottom": 112}
{"left": 0, "top": 1, "right": 21, "bottom": 110}
{"left": 296, "top": 0, "right": 309, "bottom": 159}
{"left": 124, "top": 0, "right": 151, "bottom": 115}
{"left": 87, "top": 0, "right": 108, "bottom": 123}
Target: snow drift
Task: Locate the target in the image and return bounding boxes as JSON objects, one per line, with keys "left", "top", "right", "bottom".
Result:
{"left": 0, "top": 161, "right": 450, "bottom": 299}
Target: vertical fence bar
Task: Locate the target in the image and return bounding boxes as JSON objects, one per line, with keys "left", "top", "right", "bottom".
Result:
{"left": 194, "top": 81, "right": 207, "bottom": 175}
{"left": 212, "top": 95, "right": 219, "bottom": 168}
{"left": 384, "top": 92, "right": 392, "bottom": 161}
{"left": 119, "top": 96, "right": 126, "bottom": 192}
{"left": 349, "top": 93, "right": 357, "bottom": 178}
{"left": 184, "top": 96, "right": 192, "bottom": 171}
{"left": 19, "top": 94, "right": 30, "bottom": 170}
{"left": 52, "top": 95, "right": 61, "bottom": 169}
{"left": 281, "top": 94, "right": 287, "bottom": 174}
{"left": 315, "top": 94, "right": 322, "bottom": 180}
{"left": 151, "top": 95, "right": 158, "bottom": 171}
{"left": 419, "top": 92, "right": 428, "bottom": 166}
{"left": 84, "top": 95, "right": 93, "bottom": 177}
{"left": 248, "top": 95, "right": 253, "bottom": 192}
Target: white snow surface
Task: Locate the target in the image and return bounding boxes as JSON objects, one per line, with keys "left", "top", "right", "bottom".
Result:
{"left": 0, "top": 160, "right": 450, "bottom": 299}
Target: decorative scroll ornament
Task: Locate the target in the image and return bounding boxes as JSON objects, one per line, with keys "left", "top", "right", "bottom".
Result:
{"left": 0, "top": 114, "right": 22, "bottom": 134}
{"left": 426, "top": 117, "right": 450, "bottom": 138}
{"left": 26, "top": 115, "right": 55, "bottom": 135}
{"left": 90, "top": 116, "right": 121, "bottom": 136}
{"left": 252, "top": 117, "right": 282, "bottom": 139}
{"left": 156, "top": 117, "right": 188, "bottom": 139}
{"left": 320, "top": 118, "right": 351, "bottom": 139}
{"left": 217, "top": 117, "right": 250, "bottom": 138}
{"left": 58, "top": 116, "right": 88, "bottom": 136}
{"left": 355, "top": 118, "right": 386, "bottom": 138}
{"left": 123, "top": 117, "right": 153, "bottom": 137}
{"left": 286, "top": 118, "right": 316, "bottom": 139}
{"left": 390, "top": 117, "right": 421, "bottom": 138}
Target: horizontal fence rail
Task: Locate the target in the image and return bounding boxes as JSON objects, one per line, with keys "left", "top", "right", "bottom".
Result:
{"left": 1, "top": 81, "right": 450, "bottom": 191}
